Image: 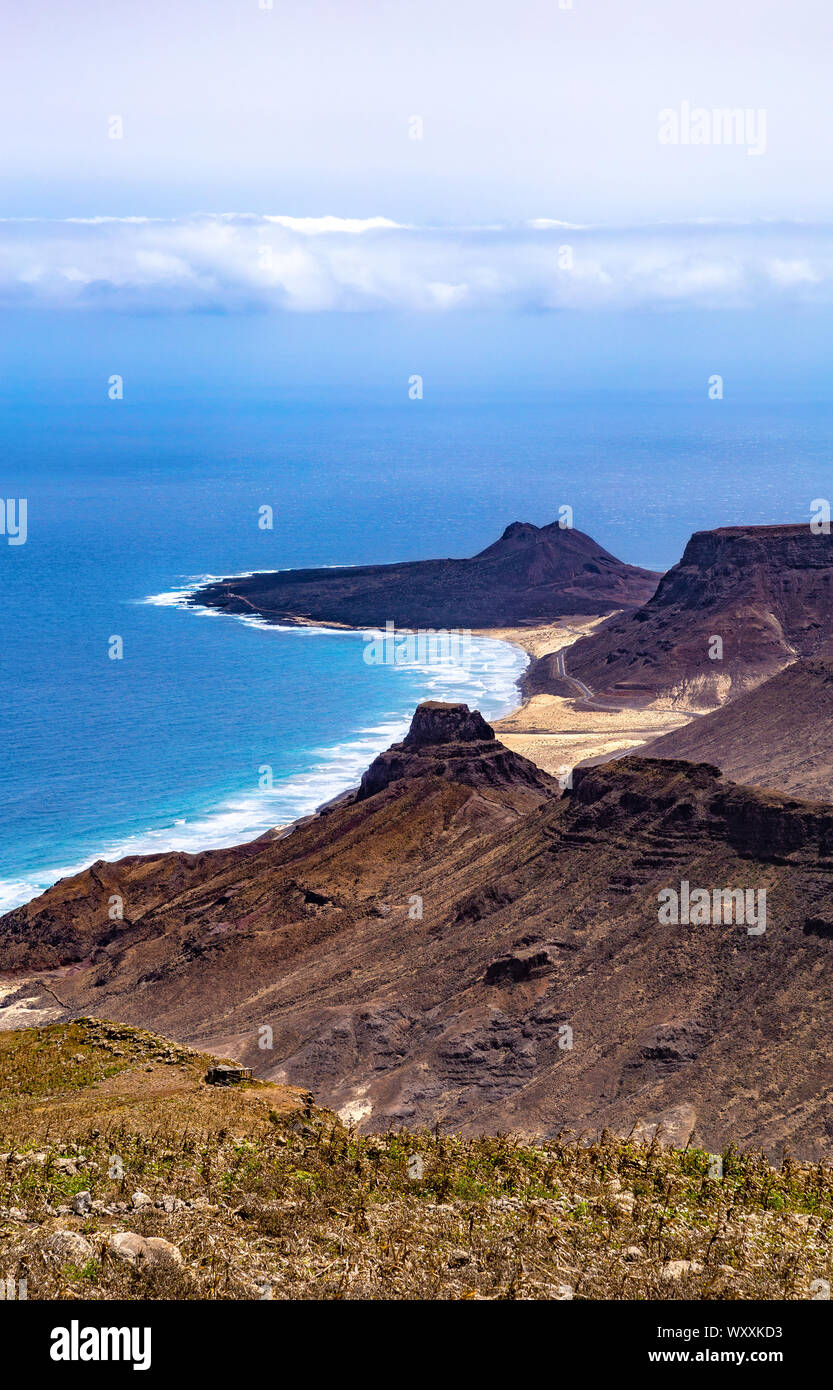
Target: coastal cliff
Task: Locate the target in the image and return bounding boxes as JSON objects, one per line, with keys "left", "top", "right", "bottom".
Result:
{"left": 526, "top": 523, "right": 833, "bottom": 710}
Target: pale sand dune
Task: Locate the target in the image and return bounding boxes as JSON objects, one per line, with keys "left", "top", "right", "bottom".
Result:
{"left": 476, "top": 620, "right": 692, "bottom": 777}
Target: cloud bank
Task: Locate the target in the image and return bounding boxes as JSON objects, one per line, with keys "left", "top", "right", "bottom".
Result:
{"left": 0, "top": 215, "right": 831, "bottom": 314}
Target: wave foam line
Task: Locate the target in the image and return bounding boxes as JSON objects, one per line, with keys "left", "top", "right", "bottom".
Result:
{"left": 0, "top": 578, "right": 527, "bottom": 912}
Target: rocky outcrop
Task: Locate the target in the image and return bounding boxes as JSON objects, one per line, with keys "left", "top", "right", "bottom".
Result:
{"left": 403, "top": 701, "right": 494, "bottom": 748}
{"left": 804, "top": 917, "right": 833, "bottom": 940}
{"left": 204, "top": 1063, "right": 252, "bottom": 1085}
{"left": 108, "top": 1232, "right": 183, "bottom": 1267}
{"left": 357, "top": 701, "right": 558, "bottom": 802}
{"left": 484, "top": 947, "right": 554, "bottom": 984}
{"left": 190, "top": 520, "right": 661, "bottom": 628}
{"left": 6, "top": 706, "right": 833, "bottom": 1159}
{"left": 527, "top": 524, "right": 833, "bottom": 710}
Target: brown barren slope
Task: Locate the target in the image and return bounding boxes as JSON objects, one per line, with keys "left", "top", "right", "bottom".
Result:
{"left": 526, "top": 524, "right": 833, "bottom": 711}
{"left": 4, "top": 703, "right": 833, "bottom": 1160}
{"left": 643, "top": 658, "right": 833, "bottom": 802}
{"left": 190, "top": 521, "right": 660, "bottom": 628}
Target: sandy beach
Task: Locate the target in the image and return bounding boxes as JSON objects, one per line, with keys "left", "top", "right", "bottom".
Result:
{"left": 476, "top": 618, "right": 692, "bottom": 778}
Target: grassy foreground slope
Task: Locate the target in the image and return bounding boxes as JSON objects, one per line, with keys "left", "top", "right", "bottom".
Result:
{"left": 1, "top": 1019, "right": 831, "bottom": 1301}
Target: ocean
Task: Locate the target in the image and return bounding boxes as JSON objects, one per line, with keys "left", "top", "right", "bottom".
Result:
{"left": 0, "top": 496, "right": 526, "bottom": 909}
{"left": 2, "top": 349, "right": 831, "bottom": 912}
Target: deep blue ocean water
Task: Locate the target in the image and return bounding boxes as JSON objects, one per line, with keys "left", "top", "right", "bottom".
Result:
{"left": 2, "top": 357, "right": 831, "bottom": 911}
{"left": 0, "top": 410, "right": 530, "bottom": 909}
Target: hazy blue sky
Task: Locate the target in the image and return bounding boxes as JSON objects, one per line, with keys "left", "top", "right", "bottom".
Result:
{"left": 1, "top": 2, "right": 831, "bottom": 329}
{"left": 2, "top": 0, "right": 831, "bottom": 224}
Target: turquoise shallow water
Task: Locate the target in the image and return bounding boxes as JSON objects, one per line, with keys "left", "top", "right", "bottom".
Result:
{"left": 1, "top": 371, "right": 830, "bottom": 911}
{"left": 0, "top": 542, "right": 525, "bottom": 911}
{"left": 0, "top": 404, "right": 529, "bottom": 910}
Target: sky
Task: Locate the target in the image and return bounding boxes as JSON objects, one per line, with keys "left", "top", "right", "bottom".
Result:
{"left": 2, "top": 0, "right": 831, "bottom": 224}
{"left": 0, "top": 1, "right": 831, "bottom": 323}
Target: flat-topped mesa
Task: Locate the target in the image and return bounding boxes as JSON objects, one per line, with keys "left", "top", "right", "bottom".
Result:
{"left": 691, "top": 522, "right": 822, "bottom": 542}
{"left": 528, "top": 520, "right": 833, "bottom": 712}
{"left": 651, "top": 524, "right": 833, "bottom": 609}
{"left": 356, "top": 701, "right": 557, "bottom": 802}
{"left": 402, "top": 701, "right": 495, "bottom": 749}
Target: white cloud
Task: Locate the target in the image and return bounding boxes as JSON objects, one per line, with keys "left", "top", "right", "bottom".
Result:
{"left": 766, "top": 257, "right": 822, "bottom": 287}
{"left": 526, "top": 219, "right": 589, "bottom": 231}
{"left": 0, "top": 215, "right": 830, "bottom": 314}
{"left": 262, "top": 215, "right": 405, "bottom": 235}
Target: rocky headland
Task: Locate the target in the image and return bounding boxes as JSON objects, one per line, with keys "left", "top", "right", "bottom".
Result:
{"left": 190, "top": 520, "right": 661, "bottom": 629}
{"left": 4, "top": 702, "right": 833, "bottom": 1161}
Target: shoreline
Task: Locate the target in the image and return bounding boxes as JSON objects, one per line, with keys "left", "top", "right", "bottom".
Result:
{"left": 475, "top": 619, "right": 692, "bottom": 777}
{"left": 2, "top": 581, "right": 691, "bottom": 918}
{"left": 1, "top": 604, "right": 691, "bottom": 1028}
{"left": 179, "top": 579, "right": 695, "bottom": 782}
{"left": 0, "top": 598, "right": 526, "bottom": 915}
